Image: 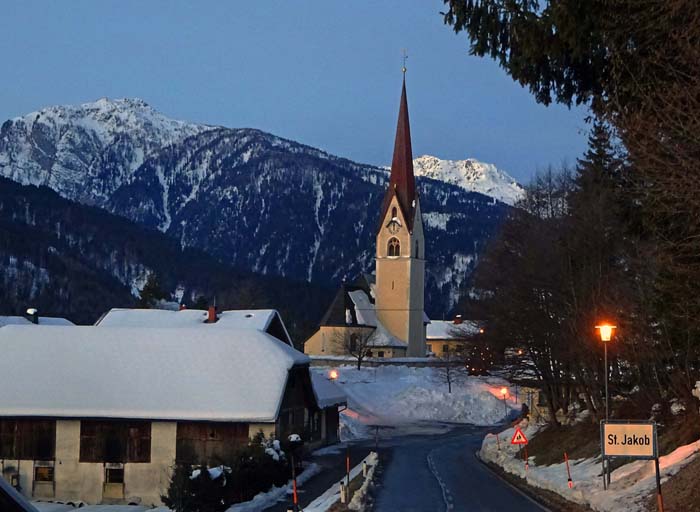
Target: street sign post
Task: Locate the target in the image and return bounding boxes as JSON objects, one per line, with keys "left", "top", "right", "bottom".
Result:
{"left": 601, "top": 421, "right": 663, "bottom": 511}
{"left": 511, "top": 427, "right": 529, "bottom": 470}
{"left": 511, "top": 427, "right": 528, "bottom": 445}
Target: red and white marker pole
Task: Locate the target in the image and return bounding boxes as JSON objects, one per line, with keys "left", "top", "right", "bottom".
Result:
{"left": 565, "top": 452, "right": 573, "bottom": 488}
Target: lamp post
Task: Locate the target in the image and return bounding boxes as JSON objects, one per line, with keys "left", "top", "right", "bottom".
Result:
{"left": 595, "top": 324, "right": 616, "bottom": 421}
{"left": 500, "top": 387, "right": 508, "bottom": 419}
{"left": 328, "top": 369, "right": 339, "bottom": 381}
{"left": 596, "top": 323, "right": 616, "bottom": 488}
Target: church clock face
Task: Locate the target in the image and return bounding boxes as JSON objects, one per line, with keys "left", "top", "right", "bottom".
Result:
{"left": 388, "top": 221, "right": 400, "bottom": 234}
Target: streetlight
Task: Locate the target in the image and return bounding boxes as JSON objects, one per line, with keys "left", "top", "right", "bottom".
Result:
{"left": 595, "top": 324, "right": 616, "bottom": 421}
{"left": 328, "top": 369, "right": 339, "bottom": 381}
{"left": 500, "top": 387, "right": 508, "bottom": 418}
{"left": 596, "top": 322, "right": 616, "bottom": 489}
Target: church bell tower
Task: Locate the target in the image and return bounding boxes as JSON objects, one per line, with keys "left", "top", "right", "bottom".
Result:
{"left": 374, "top": 77, "right": 426, "bottom": 357}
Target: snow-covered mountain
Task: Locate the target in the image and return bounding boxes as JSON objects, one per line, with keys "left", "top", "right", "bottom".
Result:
{"left": 0, "top": 99, "right": 512, "bottom": 316}
{"left": 0, "top": 98, "right": 210, "bottom": 205}
{"left": 413, "top": 155, "right": 524, "bottom": 206}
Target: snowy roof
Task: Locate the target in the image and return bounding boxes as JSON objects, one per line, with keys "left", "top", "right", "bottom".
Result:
{"left": 97, "top": 308, "right": 292, "bottom": 345}
{"left": 0, "top": 316, "right": 74, "bottom": 327}
{"left": 426, "top": 320, "right": 480, "bottom": 340}
{"left": 0, "top": 326, "right": 309, "bottom": 422}
{"left": 310, "top": 372, "right": 347, "bottom": 409}
{"left": 347, "top": 290, "right": 377, "bottom": 327}
{"left": 367, "top": 322, "right": 407, "bottom": 348}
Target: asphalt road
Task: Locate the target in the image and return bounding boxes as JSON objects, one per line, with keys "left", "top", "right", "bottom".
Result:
{"left": 373, "top": 424, "right": 546, "bottom": 512}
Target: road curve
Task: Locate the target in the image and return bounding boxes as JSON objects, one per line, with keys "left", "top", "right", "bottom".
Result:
{"left": 374, "top": 425, "right": 546, "bottom": 512}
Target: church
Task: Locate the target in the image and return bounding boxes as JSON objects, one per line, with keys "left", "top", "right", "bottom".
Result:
{"left": 304, "top": 77, "right": 429, "bottom": 358}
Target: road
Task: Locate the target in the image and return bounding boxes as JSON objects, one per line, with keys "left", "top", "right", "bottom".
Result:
{"left": 372, "top": 424, "right": 545, "bottom": 512}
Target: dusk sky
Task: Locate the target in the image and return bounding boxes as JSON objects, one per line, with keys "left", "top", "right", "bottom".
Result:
{"left": 1, "top": 1, "right": 589, "bottom": 183}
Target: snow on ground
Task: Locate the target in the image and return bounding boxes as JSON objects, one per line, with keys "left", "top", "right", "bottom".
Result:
{"left": 312, "top": 365, "right": 520, "bottom": 440}
{"left": 480, "top": 421, "right": 700, "bottom": 512}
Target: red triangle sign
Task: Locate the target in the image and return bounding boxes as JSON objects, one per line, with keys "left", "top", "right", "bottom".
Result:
{"left": 511, "top": 427, "right": 528, "bottom": 445}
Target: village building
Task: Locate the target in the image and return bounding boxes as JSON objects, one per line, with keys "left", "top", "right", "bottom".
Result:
{"left": 305, "top": 77, "right": 429, "bottom": 359}
{"left": 96, "top": 306, "right": 293, "bottom": 346}
{"left": 0, "top": 312, "right": 73, "bottom": 327}
{"left": 426, "top": 315, "right": 481, "bottom": 357}
{"left": 0, "top": 319, "right": 344, "bottom": 506}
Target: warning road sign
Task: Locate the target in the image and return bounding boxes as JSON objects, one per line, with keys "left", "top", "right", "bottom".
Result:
{"left": 511, "top": 427, "right": 528, "bottom": 445}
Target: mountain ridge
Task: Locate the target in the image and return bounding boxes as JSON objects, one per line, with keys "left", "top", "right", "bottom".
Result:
{"left": 0, "top": 98, "right": 512, "bottom": 316}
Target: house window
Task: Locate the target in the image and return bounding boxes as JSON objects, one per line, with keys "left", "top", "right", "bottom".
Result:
{"left": 427, "top": 344, "right": 433, "bottom": 353}
{"left": 443, "top": 345, "right": 449, "bottom": 353}
{"left": 349, "top": 333, "right": 359, "bottom": 352}
{"left": 387, "top": 238, "right": 400, "bottom": 257}
{"left": 176, "top": 422, "right": 249, "bottom": 464}
{"left": 0, "top": 420, "right": 55, "bottom": 460}
{"left": 80, "top": 421, "right": 151, "bottom": 463}
{"left": 105, "top": 467, "right": 125, "bottom": 484}
{"left": 377, "top": 351, "right": 385, "bottom": 358}
{"left": 34, "top": 466, "right": 54, "bottom": 483}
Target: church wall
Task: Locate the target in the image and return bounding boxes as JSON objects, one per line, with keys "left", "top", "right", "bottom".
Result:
{"left": 304, "top": 325, "right": 375, "bottom": 356}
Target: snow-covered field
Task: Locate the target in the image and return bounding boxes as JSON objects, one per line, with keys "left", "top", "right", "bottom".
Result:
{"left": 481, "top": 421, "right": 700, "bottom": 512}
{"left": 311, "top": 365, "right": 520, "bottom": 440}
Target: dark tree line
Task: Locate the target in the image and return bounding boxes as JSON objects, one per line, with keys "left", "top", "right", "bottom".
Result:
{"left": 443, "top": 0, "right": 700, "bottom": 424}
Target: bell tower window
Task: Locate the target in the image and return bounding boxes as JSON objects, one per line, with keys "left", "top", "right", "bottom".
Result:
{"left": 388, "top": 238, "right": 401, "bottom": 257}
{"left": 391, "top": 207, "right": 397, "bottom": 219}
{"left": 415, "top": 240, "right": 419, "bottom": 258}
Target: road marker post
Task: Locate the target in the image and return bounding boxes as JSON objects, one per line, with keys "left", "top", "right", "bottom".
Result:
{"left": 564, "top": 452, "right": 573, "bottom": 488}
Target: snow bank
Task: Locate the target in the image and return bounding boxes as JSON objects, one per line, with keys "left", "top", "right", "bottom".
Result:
{"left": 480, "top": 422, "right": 700, "bottom": 511}
{"left": 312, "top": 365, "right": 519, "bottom": 439}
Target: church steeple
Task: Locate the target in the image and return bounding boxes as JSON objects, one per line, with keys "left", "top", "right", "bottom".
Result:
{"left": 379, "top": 78, "right": 418, "bottom": 232}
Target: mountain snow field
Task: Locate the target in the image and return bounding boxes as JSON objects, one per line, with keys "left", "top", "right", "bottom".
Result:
{"left": 310, "top": 365, "right": 520, "bottom": 440}
{"left": 413, "top": 154, "right": 525, "bottom": 206}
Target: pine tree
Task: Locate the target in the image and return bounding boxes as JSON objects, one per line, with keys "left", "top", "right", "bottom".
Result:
{"left": 138, "top": 273, "right": 168, "bottom": 308}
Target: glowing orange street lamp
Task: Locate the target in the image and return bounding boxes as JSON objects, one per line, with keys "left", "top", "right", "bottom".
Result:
{"left": 500, "top": 387, "right": 508, "bottom": 418}
{"left": 595, "top": 324, "right": 616, "bottom": 421}
{"left": 596, "top": 323, "right": 616, "bottom": 489}
{"left": 328, "top": 369, "right": 339, "bottom": 381}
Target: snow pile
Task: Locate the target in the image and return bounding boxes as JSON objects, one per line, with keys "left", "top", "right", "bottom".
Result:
{"left": 348, "top": 451, "right": 379, "bottom": 511}
{"left": 312, "top": 366, "right": 519, "bottom": 438}
{"left": 413, "top": 155, "right": 524, "bottom": 206}
{"left": 305, "top": 453, "right": 377, "bottom": 512}
{"left": 480, "top": 422, "right": 700, "bottom": 511}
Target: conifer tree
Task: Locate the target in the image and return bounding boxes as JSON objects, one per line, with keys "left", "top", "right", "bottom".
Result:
{"left": 138, "top": 273, "right": 168, "bottom": 308}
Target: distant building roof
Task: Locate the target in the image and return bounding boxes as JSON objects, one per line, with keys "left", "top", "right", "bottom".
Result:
{"left": 426, "top": 319, "right": 480, "bottom": 340}
{"left": 96, "top": 308, "right": 293, "bottom": 345}
{"left": 310, "top": 372, "right": 347, "bottom": 409}
{"left": 0, "top": 316, "right": 74, "bottom": 327}
{"left": 0, "top": 326, "right": 309, "bottom": 423}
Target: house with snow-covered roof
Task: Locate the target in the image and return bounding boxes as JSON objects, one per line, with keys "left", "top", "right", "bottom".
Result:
{"left": 0, "top": 311, "right": 74, "bottom": 327}
{"left": 0, "top": 323, "right": 344, "bottom": 506}
{"left": 96, "top": 306, "right": 293, "bottom": 345}
{"left": 426, "top": 315, "right": 481, "bottom": 357}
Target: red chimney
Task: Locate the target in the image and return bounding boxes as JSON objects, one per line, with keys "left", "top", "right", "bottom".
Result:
{"left": 207, "top": 306, "right": 217, "bottom": 323}
{"left": 453, "top": 315, "right": 463, "bottom": 325}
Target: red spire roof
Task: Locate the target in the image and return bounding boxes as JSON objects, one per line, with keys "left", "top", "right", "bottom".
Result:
{"left": 379, "top": 78, "right": 417, "bottom": 232}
